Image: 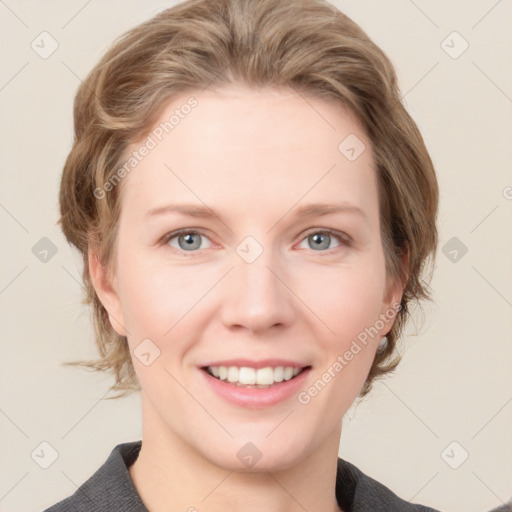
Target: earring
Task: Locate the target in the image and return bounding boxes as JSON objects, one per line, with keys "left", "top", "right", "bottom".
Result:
{"left": 378, "top": 336, "right": 387, "bottom": 350}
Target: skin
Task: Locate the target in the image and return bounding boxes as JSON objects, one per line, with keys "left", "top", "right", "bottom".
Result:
{"left": 89, "top": 84, "right": 405, "bottom": 512}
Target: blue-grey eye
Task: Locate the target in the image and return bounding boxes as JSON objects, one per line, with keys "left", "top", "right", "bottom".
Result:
{"left": 164, "top": 229, "right": 215, "bottom": 253}
{"left": 173, "top": 232, "right": 204, "bottom": 251}
{"left": 308, "top": 232, "right": 333, "bottom": 251}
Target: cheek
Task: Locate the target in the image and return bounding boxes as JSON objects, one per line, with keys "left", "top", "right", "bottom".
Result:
{"left": 303, "top": 265, "right": 386, "bottom": 407}
{"left": 116, "top": 254, "right": 216, "bottom": 340}
{"left": 299, "top": 259, "right": 387, "bottom": 343}
{"left": 116, "top": 261, "right": 204, "bottom": 389}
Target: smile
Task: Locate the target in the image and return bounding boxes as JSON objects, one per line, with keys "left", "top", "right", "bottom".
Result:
{"left": 203, "top": 365, "right": 310, "bottom": 388}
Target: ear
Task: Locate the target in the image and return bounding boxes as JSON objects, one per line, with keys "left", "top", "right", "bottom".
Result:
{"left": 381, "top": 248, "right": 409, "bottom": 332}
{"left": 88, "top": 249, "right": 128, "bottom": 337}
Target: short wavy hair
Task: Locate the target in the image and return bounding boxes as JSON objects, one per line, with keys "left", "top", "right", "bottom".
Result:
{"left": 59, "top": 0, "right": 438, "bottom": 399}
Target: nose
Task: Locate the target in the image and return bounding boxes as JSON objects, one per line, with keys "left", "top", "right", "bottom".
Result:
{"left": 220, "top": 248, "right": 296, "bottom": 335}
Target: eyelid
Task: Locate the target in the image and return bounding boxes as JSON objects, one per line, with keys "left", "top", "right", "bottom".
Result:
{"left": 299, "top": 227, "right": 353, "bottom": 246}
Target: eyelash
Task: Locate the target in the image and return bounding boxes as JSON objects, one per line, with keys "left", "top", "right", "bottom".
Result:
{"left": 159, "top": 228, "right": 353, "bottom": 256}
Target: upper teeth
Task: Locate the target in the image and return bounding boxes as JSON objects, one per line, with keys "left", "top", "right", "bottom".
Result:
{"left": 208, "top": 366, "right": 302, "bottom": 386}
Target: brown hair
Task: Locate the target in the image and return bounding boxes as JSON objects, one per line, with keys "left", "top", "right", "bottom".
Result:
{"left": 59, "top": 0, "right": 438, "bottom": 399}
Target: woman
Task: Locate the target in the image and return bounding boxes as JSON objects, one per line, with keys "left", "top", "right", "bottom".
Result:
{"left": 45, "top": 0, "right": 443, "bottom": 510}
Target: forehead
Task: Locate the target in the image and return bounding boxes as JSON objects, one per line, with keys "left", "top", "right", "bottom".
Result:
{"left": 118, "top": 85, "right": 377, "bottom": 222}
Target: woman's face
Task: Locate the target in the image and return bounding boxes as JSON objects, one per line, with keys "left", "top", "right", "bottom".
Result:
{"left": 95, "top": 84, "right": 403, "bottom": 471}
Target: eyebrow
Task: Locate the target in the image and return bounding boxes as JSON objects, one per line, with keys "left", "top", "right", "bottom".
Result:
{"left": 145, "top": 201, "right": 367, "bottom": 223}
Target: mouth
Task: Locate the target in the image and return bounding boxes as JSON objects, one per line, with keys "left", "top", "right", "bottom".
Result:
{"left": 201, "top": 365, "right": 312, "bottom": 388}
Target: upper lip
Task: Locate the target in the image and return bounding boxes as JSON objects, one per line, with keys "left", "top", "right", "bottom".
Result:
{"left": 200, "top": 359, "right": 311, "bottom": 370}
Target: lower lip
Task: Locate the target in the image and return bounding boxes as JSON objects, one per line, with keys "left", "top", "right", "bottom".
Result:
{"left": 200, "top": 367, "right": 311, "bottom": 409}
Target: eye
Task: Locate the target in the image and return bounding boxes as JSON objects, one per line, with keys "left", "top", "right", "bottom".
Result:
{"left": 297, "top": 229, "right": 351, "bottom": 252}
{"left": 162, "top": 229, "right": 214, "bottom": 252}
{"left": 160, "top": 228, "right": 352, "bottom": 255}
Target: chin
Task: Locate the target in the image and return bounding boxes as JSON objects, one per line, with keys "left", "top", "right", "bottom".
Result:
{"left": 199, "top": 434, "right": 311, "bottom": 474}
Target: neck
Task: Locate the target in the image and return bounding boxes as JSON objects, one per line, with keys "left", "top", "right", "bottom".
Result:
{"left": 128, "top": 396, "right": 344, "bottom": 512}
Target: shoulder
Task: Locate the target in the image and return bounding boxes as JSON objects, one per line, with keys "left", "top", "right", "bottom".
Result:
{"left": 336, "top": 457, "right": 441, "bottom": 512}
{"left": 488, "top": 502, "right": 512, "bottom": 512}
{"left": 41, "top": 441, "right": 147, "bottom": 512}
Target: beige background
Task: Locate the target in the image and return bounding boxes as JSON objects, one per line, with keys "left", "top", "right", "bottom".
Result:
{"left": 0, "top": 1, "right": 511, "bottom": 511}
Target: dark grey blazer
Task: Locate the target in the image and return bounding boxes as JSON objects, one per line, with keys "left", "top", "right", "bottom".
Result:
{"left": 42, "top": 440, "right": 442, "bottom": 511}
